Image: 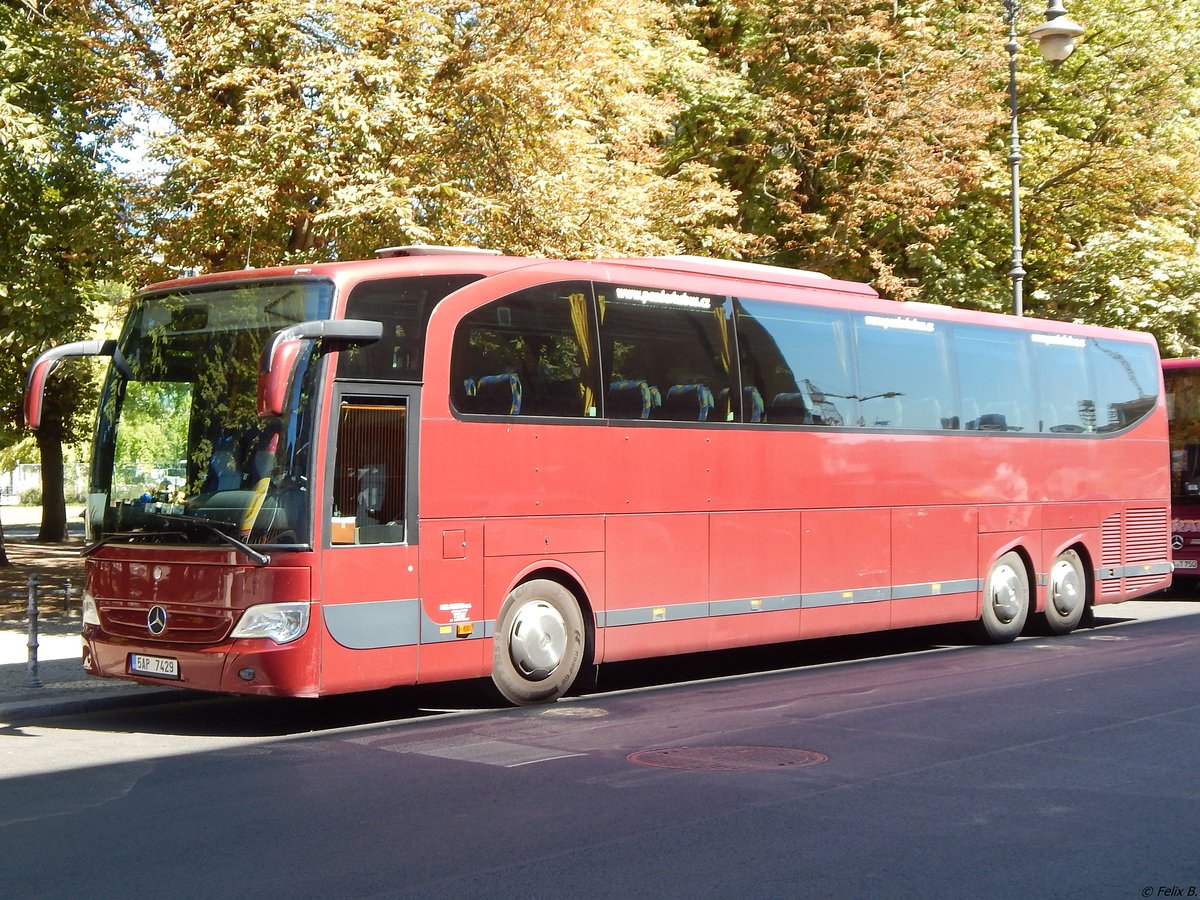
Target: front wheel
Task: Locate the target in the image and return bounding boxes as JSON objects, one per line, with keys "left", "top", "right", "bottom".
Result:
{"left": 977, "top": 551, "right": 1030, "bottom": 643}
{"left": 491, "top": 580, "right": 586, "bottom": 706}
{"left": 1044, "top": 548, "right": 1087, "bottom": 635}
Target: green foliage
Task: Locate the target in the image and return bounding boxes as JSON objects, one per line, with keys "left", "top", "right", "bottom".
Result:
{"left": 97, "top": 0, "right": 750, "bottom": 278}
{"left": 1014, "top": 0, "right": 1200, "bottom": 347}
{"left": 0, "top": 0, "right": 124, "bottom": 449}
{"left": 670, "top": 0, "right": 1200, "bottom": 355}
{"left": 909, "top": 0, "right": 1200, "bottom": 345}
{"left": 673, "top": 0, "right": 1002, "bottom": 297}
{"left": 1046, "top": 221, "right": 1200, "bottom": 357}
{"left": 112, "top": 381, "right": 192, "bottom": 477}
{"left": 8, "top": 0, "right": 1200, "bottom": 428}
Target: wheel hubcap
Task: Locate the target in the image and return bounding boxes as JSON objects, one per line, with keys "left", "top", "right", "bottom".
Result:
{"left": 1050, "top": 558, "right": 1081, "bottom": 616}
{"left": 989, "top": 563, "right": 1022, "bottom": 624}
{"left": 508, "top": 600, "right": 567, "bottom": 680}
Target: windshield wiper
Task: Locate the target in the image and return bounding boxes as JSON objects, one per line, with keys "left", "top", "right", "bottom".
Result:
{"left": 82, "top": 530, "right": 185, "bottom": 557}
{"left": 151, "top": 512, "right": 271, "bottom": 566}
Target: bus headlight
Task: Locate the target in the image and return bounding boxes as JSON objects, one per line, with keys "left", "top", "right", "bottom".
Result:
{"left": 82, "top": 591, "right": 100, "bottom": 627}
{"left": 230, "top": 602, "right": 310, "bottom": 645}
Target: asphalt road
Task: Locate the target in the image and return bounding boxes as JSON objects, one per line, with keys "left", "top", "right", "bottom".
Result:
{"left": 2, "top": 600, "right": 1199, "bottom": 899}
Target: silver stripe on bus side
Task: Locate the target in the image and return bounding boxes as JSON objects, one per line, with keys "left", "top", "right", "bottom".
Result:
{"left": 323, "top": 598, "right": 421, "bottom": 649}
{"left": 802, "top": 587, "right": 892, "bottom": 608}
{"left": 1119, "top": 561, "right": 1174, "bottom": 578}
{"left": 708, "top": 594, "right": 803, "bottom": 617}
{"left": 600, "top": 601, "right": 710, "bottom": 628}
{"left": 891, "top": 578, "right": 981, "bottom": 600}
{"left": 323, "top": 600, "right": 502, "bottom": 648}
{"left": 596, "top": 579, "right": 982, "bottom": 629}
{"left": 1093, "top": 562, "right": 1172, "bottom": 581}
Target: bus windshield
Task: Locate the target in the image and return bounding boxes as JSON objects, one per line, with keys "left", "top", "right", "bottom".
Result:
{"left": 88, "top": 279, "right": 335, "bottom": 548}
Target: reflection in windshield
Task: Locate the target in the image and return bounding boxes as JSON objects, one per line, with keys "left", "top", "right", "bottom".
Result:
{"left": 89, "top": 280, "right": 334, "bottom": 546}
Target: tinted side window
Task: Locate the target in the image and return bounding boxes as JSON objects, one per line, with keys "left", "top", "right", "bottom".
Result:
{"left": 597, "top": 284, "right": 733, "bottom": 422}
{"left": 450, "top": 282, "right": 600, "bottom": 418}
{"left": 735, "top": 299, "right": 854, "bottom": 425}
{"left": 953, "top": 325, "right": 1037, "bottom": 432}
{"left": 340, "top": 275, "right": 482, "bottom": 381}
{"left": 1090, "top": 338, "right": 1159, "bottom": 431}
{"left": 331, "top": 400, "right": 407, "bottom": 545}
{"left": 854, "top": 315, "right": 956, "bottom": 430}
{"left": 1031, "top": 335, "right": 1094, "bottom": 432}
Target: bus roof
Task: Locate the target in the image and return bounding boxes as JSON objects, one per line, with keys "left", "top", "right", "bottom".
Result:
{"left": 140, "top": 249, "right": 874, "bottom": 297}
{"left": 141, "top": 251, "right": 534, "bottom": 294}
{"left": 1163, "top": 356, "right": 1200, "bottom": 370}
{"left": 138, "top": 250, "right": 1158, "bottom": 348}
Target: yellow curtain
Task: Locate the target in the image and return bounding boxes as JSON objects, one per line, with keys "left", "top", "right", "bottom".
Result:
{"left": 714, "top": 305, "right": 733, "bottom": 421}
{"left": 569, "top": 292, "right": 594, "bottom": 415}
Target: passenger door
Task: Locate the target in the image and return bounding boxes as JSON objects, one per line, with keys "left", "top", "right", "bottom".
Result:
{"left": 317, "top": 384, "right": 422, "bottom": 692}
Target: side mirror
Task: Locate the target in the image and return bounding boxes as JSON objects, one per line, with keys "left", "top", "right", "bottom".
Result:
{"left": 258, "top": 319, "right": 383, "bottom": 417}
{"left": 25, "top": 339, "right": 116, "bottom": 430}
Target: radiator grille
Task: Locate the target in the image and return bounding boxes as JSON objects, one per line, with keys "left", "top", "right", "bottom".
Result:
{"left": 1100, "top": 513, "right": 1123, "bottom": 595}
{"left": 101, "top": 601, "right": 234, "bottom": 644}
{"left": 1125, "top": 572, "right": 1164, "bottom": 594}
{"left": 1125, "top": 507, "right": 1168, "bottom": 563}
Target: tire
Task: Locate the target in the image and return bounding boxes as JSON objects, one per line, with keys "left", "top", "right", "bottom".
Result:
{"left": 977, "top": 550, "right": 1030, "bottom": 643}
{"left": 491, "top": 580, "right": 586, "bottom": 706}
{"left": 1044, "top": 548, "right": 1087, "bottom": 635}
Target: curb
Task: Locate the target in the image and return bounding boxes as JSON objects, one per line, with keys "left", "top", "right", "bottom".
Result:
{"left": 0, "top": 687, "right": 192, "bottom": 722}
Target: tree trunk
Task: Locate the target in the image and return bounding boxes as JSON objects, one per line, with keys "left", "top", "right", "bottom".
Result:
{"left": 36, "top": 417, "right": 68, "bottom": 543}
{"left": 0, "top": 519, "right": 10, "bottom": 566}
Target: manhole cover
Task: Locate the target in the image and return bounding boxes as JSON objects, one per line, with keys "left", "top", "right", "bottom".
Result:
{"left": 628, "top": 745, "right": 828, "bottom": 772}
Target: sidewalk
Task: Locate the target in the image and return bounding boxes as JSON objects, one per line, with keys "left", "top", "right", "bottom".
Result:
{"left": 0, "top": 618, "right": 187, "bottom": 722}
{"left": 0, "top": 532, "right": 187, "bottom": 722}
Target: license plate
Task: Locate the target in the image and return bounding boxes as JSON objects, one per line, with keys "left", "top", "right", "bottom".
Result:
{"left": 1174, "top": 559, "right": 1198, "bottom": 570}
{"left": 129, "top": 653, "right": 180, "bottom": 680}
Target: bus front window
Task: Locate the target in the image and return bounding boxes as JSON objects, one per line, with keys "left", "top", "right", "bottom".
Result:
{"left": 89, "top": 280, "right": 334, "bottom": 547}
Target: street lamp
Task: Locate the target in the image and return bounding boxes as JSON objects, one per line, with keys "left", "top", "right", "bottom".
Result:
{"left": 1006, "top": 0, "right": 1084, "bottom": 316}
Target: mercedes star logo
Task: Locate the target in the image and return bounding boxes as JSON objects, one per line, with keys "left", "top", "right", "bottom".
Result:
{"left": 147, "top": 605, "right": 168, "bottom": 636}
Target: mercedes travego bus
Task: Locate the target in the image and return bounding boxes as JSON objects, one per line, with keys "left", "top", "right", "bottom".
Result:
{"left": 25, "top": 249, "right": 1173, "bottom": 704}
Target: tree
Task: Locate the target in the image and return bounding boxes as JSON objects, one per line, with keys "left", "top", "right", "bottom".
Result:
{"left": 673, "top": 0, "right": 1002, "bottom": 297}
{"left": 1017, "top": 0, "right": 1200, "bottom": 348}
{"left": 0, "top": 0, "right": 124, "bottom": 548}
{"left": 674, "top": 0, "right": 1200, "bottom": 358}
{"left": 908, "top": 0, "right": 1200, "bottom": 349}
{"left": 96, "top": 0, "right": 749, "bottom": 278}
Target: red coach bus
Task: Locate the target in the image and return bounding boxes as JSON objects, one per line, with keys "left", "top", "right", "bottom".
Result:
{"left": 25, "top": 249, "right": 1172, "bottom": 704}
{"left": 1164, "top": 357, "right": 1200, "bottom": 575}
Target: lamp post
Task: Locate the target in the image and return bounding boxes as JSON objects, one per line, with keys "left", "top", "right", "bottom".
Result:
{"left": 1006, "top": 0, "right": 1084, "bottom": 316}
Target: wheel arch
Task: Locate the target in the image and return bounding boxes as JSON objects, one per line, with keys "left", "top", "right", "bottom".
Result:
{"left": 1038, "top": 540, "right": 1094, "bottom": 635}
{"left": 502, "top": 563, "right": 596, "bottom": 675}
{"left": 982, "top": 541, "right": 1036, "bottom": 612}
{"left": 1060, "top": 539, "right": 1095, "bottom": 613}
{"left": 1037, "top": 537, "right": 1095, "bottom": 616}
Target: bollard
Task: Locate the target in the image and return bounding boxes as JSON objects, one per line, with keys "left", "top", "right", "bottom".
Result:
{"left": 64, "top": 579, "right": 72, "bottom": 615}
{"left": 26, "top": 572, "right": 41, "bottom": 689}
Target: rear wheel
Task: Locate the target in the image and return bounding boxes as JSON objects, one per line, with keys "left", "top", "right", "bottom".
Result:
{"left": 978, "top": 551, "right": 1029, "bottom": 643}
{"left": 491, "top": 580, "right": 585, "bottom": 706}
{"left": 1044, "top": 548, "right": 1087, "bottom": 635}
